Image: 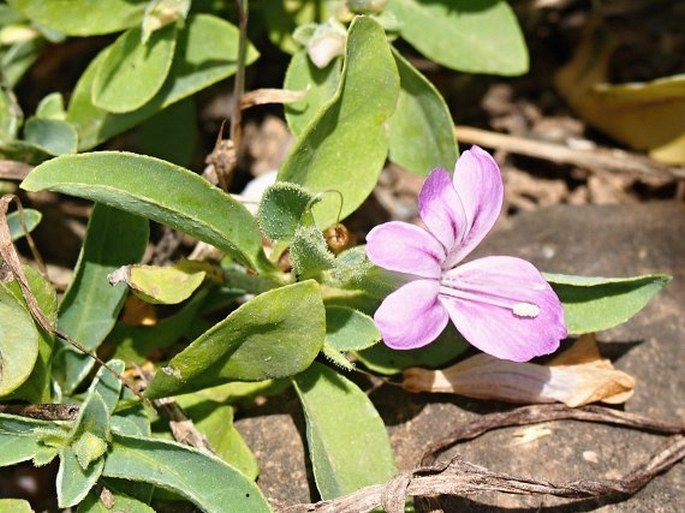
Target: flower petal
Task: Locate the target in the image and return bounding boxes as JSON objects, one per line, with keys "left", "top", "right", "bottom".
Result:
{"left": 374, "top": 279, "right": 448, "bottom": 350}
{"left": 366, "top": 221, "right": 443, "bottom": 279}
{"left": 447, "top": 146, "right": 504, "bottom": 266}
{"left": 418, "top": 168, "right": 467, "bottom": 255}
{"left": 439, "top": 256, "right": 567, "bottom": 362}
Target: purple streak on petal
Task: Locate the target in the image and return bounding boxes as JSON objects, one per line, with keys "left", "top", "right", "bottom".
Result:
{"left": 446, "top": 146, "right": 504, "bottom": 267}
{"left": 438, "top": 256, "right": 567, "bottom": 362}
{"left": 366, "top": 221, "right": 443, "bottom": 279}
{"left": 418, "top": 168, "right": 467, "bottom": 256}
{"left": 374, "top": 279, "right": 448, "bottom": 350}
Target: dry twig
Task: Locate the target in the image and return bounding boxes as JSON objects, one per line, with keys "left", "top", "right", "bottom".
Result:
{"left": 281, "top": 404, "right": 685, "bottom": 513}
{"left": 455, "top": 125, "right": 685, "bottom": 181}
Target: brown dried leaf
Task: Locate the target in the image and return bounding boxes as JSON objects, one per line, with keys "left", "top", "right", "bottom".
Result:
{"left": 239, "top": 88, "right": 308, "bottom": 110}
{"left": 402, "top": 334, "right": 635, "bottom": 407}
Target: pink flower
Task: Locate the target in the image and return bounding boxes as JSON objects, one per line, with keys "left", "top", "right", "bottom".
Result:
{"left": 366, "top": 146, "right": 567, "bottom": 362}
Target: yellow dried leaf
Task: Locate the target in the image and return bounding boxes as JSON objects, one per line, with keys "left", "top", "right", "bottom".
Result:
{"left": 402, "top": 334, "right": 635, "bottom": 407}
{"left": 555, "top": 17, "right": 685, "bottom": 164}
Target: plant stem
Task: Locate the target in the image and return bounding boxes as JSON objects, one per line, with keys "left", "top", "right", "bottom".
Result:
{"left": 230, "top": 0, "right": 249, "bottom": 155}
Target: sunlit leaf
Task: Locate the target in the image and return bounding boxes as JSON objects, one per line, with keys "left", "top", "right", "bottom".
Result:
{"left": 146, "top": 280, "right": 325, "bottom": 399}
{"left": 293, "top": 362, "right": 396, "bottom": 499}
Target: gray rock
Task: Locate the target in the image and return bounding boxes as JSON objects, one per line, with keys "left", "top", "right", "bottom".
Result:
{"left": 235, "top": 202, "right": 685, "bottom": 511}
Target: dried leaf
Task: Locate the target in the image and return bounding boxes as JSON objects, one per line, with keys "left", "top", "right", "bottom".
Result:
{"left": 402, "top": 335, "right": 635, "bottom": 407}
{"left": 239, "top": 88, "right": 308, "bottom": 110}
{"left": 555, "top": 17, "right": 685, "bottom": 164}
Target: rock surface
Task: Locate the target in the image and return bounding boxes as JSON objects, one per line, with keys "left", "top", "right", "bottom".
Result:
{"left": 235, "top": 201, "right": 685, "bottom": 511}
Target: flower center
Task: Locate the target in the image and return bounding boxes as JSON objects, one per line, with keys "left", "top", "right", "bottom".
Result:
{"left": 438, "top": 274, "right": 540, "bottom": 319}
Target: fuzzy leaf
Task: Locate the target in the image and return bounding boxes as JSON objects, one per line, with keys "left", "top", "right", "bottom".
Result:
{"left": 278, "top": 16, "right": 399, "bottom": 227}
{"left": 21, "top": 151, "right": 270, "bottom": 272}
{"left": 103, "top": 433, "right": 270, "bottom": 513}
{"left": 146, "top": 280, "right": 325, "bottom": 399}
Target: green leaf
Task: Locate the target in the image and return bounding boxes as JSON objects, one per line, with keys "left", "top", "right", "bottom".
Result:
{"left": 57, "top": 446, "right": 105, "bottom": 508}
{"left": 21, "top": 151, "right": 271, "bottom": 272}
{"left": 175, "top": 394, "right": 259, "bottom": 479}
{"left": 278, "top": 16, "right": 400, "bottom": 228}
{"left": 545, "top": 273, "right": 672, "bottom": 334}
{"left": 325, "top": 306, "right": 380, "bottom": 351}
{"left": 57, "top": 393, "right": 111, "bottom": 508}
{"left": 6, "top": 0, "right": 147, "bottom": 36}
{"left": 54, "top": 203, "right": 148, "bottom": 394}
{"left": 388, "top": 49, "right": 458, "bottom": 175}
{"left": 358, "top": 324, "right": 468, "bottom": 375}
{"left": 138, "top": 97, "right": 196, "bottom": 167}
{"left": 146, "top": 280, "right": 325, "bottom": 399}
{"left": 257, "top": 181, "right": 314, "bottom": 242}
{"left": 283, "top": 50, "right": 341, "bottom": 136}
{"left": 0, "top": 413, "right": 67, "bottom": 467}
{"left": 293, "top": 362, "right": 396, "bottom": 499}
{"left": 4, "top": 266, "right": 56, "bottom": 403}
{"left": 387, "top": 0, "right": 528, "bottom": 75}
{"left": 88, "top": 359, "right": 125, "bottom": 414}
{"left": 0, "top": 499, "right": 33, "bottom": 512}
{"left": 0, "top": 278, "right": 42, "bottom": 396}
{"left": 92, "top": 24, "right": 177, "bottom": 113}
{"left": 7, "top": 208, "right": 41, "bottom": 241}
{"left": 35, "top": 92, "right": 66, "bottom": 120}
{"left": 0, "top": 37, "right": 43, "bottom": 89}
{"left": 112, "top": 264, "right": 206, "bottom": 305}
{"left": 67, "top": 14, "right": 259, "bottom": 150}
{"left": 23, "top": 117, "right": 78, "bottom": 155}
{"left": 103, "top": 433, "right": 271, "bottom": 513}
{"left": 70, "top": 392, "right": 111, "bottom": 466}
{"left": 290, "top": 216, "right": 335, "bottom": 279}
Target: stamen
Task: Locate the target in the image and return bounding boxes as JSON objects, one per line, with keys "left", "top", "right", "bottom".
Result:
{"left": 439, "top": 280, "right": 541, "bottom": 319}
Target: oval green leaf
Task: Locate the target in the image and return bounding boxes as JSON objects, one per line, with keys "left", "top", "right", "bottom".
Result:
{"left": 6, "top": 0, "right": 147, "bottom": 36}
{"left": 293, "top": 362, "right": 396, "bottom": 499}
{"left": 67, "top": 14, "right": 259, "bottom": 150}
{"left": 4, "top": 265, "right": 56, "bottom": 403}
{"left": 325, "top": 306, "right": 380, "bottom": 351}
{"left": 118, "top": 264, "right": 206, "bottom": 305}
{"left": 7, "top": 208, "right": 41, "bottom": 241}
{"left": 23, "top": 118, "right": 78, "bottom": 155}
{"left": 55, "top": 203, "right": 148, "bottom": 394}
{"left": 0, "top": 281, "right": 41, "bottom": 396}
{"left": 145, "top": 280, "right": 325, "bottom": 399}
{"left": 388, "top": 0, "right": 528, "bottom": 75}
{"left": 103, "top": 433, "right": 270, "bottom": 513}
{"left": 0, "top": 499, "right": 33, "bottom": 513}
{"left": 283, "top": 50, "right": 341, "bottom": 136}
{"left": 545, "top": 273, "right": 672, "bottom": 334}
{"left": 388, "top": 49, "right": 458, "bottom": 175}
{"left": 92, "top": 24, "right": 177, "bottom": 113}
{"left": 278, "top": 16, "right": 400, "bottom": 228}
{"left": 21, "top": 151, "right": 270, "bottom": 271}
